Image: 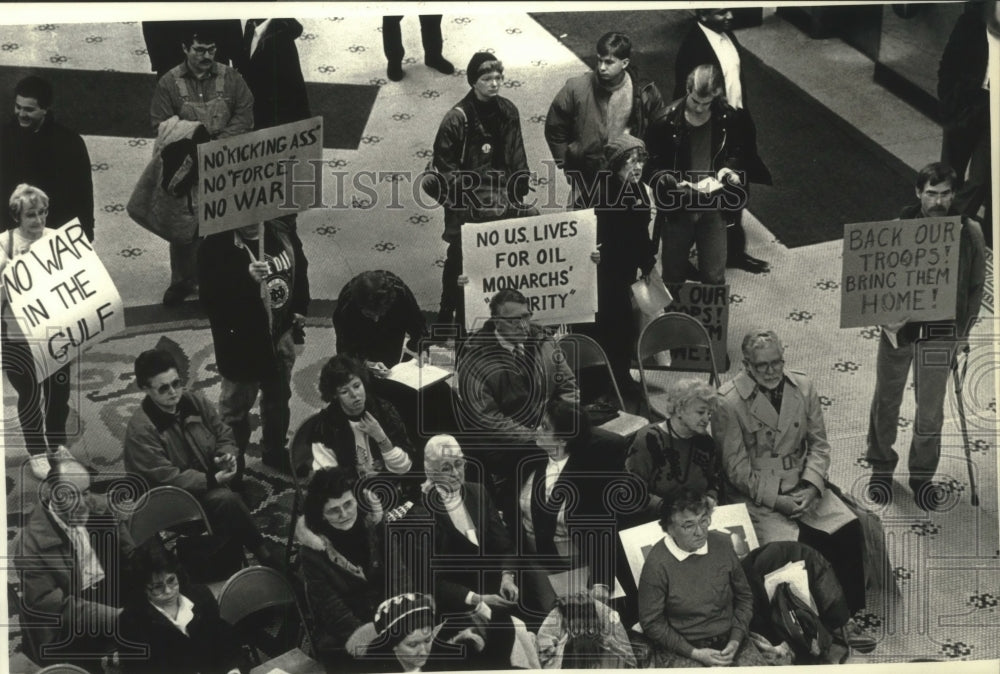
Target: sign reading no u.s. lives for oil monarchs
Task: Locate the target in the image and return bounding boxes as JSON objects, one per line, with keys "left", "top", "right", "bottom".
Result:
{"left": 462, "top": 210, "right": 597, "bottom": 331}
{"left": 840, "top": 216, "right": 960, "bottom": 329}
{"left": 1, "top": 219, "right": 124, "bottom": 380}
{"left": 197, "top": 116, "right": 324, "bottom": 236}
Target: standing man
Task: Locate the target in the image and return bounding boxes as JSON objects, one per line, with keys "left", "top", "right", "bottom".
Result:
{"left": 673, "top": 8, "right": 772, "bottom": 273}
{"left": 150, "top": 23, "right": 254, "bottom": 307}
{"left": 381, "top": 15, "right": 454, "bottom": 82}
{"left": 1, "top": 76, "right": 94, "bottom": 240}
{"left": 545, "top": 31, "right": 664, "bottom": 208}
{"left": 241, "top": 18, "right": 311, "bottom": 130}
{"left": 865, "top": 162, "right": 986, "bottom": 511}
{"left": 123, "top": 348, "right": 282, "bottom": 569}
{"left": 645, "top": 64, "right": 748, "bottom": 287}
{"left": 198, "top": 219, "right": 309, "bottom": 477}
{"left": 142, "top": 20, "right": 246, "bottom": 79}
{"left": 432, "top": 52, "right": 534, "bottom": 332}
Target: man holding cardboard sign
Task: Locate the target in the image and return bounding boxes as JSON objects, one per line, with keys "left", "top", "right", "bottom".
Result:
{"left": 864, "top": 162, "right": 985, "bottom": 511}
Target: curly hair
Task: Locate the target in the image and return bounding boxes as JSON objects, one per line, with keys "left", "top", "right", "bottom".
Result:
{"left": 302, "top": 466, "right": 357, "bottom": 535}
{"left": 658, "top": 487, "right": 713, "bottom": 532}
{"left": 318, "top": 355, "right": 370, "bottom": 403}
{"left": 663, "top": 378, "right": 719, "bottom": 418}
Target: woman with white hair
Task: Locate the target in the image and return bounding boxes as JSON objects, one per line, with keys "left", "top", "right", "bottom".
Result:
{"left": 1, "top": 184, "right": 75, "bottom": 478}
{"left": 625, "top": 378, "right": 726, "bottom": 518}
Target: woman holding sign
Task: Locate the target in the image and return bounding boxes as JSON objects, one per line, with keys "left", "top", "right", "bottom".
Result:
{"left": 1, "top": 184, "right": 74, "bottom": 479}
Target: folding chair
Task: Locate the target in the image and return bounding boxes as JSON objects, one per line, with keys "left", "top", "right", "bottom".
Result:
{"left": 558, "top": 333, "right": 649, "bottom": 437}
{"left": 218, "top": 566, "right": 313, "bottom": 666}
{"left": 36, "top": 664, "right": 92, "bottom": 674}
{"left": 284, "top": 414, "right": 321, "bottom": 567}
{"left": 636, "top": 312, "right": 720, "bottom": 420}
{"left": 8, "top": 581, "right": 46, "bottom": 665}
{"left": 127, "top": 486, "right": 213, "bottom": 547}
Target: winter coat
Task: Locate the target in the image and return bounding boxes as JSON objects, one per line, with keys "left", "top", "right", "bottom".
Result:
{"left": 309, "top": 394, "right": 414, "bottom": 475}
{"left": 241, "top": 19, "right": 311, "bottom": 128}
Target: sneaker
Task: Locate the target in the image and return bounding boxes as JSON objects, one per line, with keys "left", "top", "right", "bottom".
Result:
{"left": 834, "top": 619, "right": 877, "bottom": 653}
{"left": 865, "top": 473, "right": 893, "bottom": 507}
{"left": 387, "top": 60, "right": 404, "bottom": 81}
{"left": 28, "top": 454, "right": 51, "bottom": 480}
{"left": 425, "top": 56, "right": 455, "bottom": 75}
{"left": 912, "top": 480, "right": 949, "bottom": 512}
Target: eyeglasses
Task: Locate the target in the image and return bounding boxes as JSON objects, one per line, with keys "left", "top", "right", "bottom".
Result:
{"left": 190, "top": 45, "right": 217, "bottom": 56}
{"left": 433, "top": 458, "right": 466, "bottom": 474}
{"left": 146, "top": 574, "right": 179, "bottom": 594}
{"left": 496, "top": 312, "right": 532, "bottom": 324}
{"left": 750, "top": 358, "right": 784, "bottom": 374}
{"left": 155, "top": 379, "right": 184, "bottom": 396}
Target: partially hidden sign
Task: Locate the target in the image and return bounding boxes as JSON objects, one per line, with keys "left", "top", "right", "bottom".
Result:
{"left": 197, "top": 116, "right": 324, "bottom": 235}
{"left": 462, "top": 209, "right": 598, "bottom": 330}
{"left": 1, "top": 220, "right": 125, "bottom": 379}
{"left": 840, "top": 216, "right": 960, "bottom": 328}
{"left": 665, "top": 282, "right": 729, "bottom": 373}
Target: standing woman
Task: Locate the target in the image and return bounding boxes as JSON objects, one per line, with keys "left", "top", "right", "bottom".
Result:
{"left": 1, "top": 184, "right": 74, "bottom": 479}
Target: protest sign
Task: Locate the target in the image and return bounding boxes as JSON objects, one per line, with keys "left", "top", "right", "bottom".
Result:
{"left": 841, "top": 216, "right": 960, "bottom": 328}
{"left": 198, "top": 116, "right": 324, "bottom": 235}
{"left": 462, "top": 210, "right": 597, "bottom": 330}
{"left": 1, "top": 220, "right": 125, "bottom": 379}
{"left": 663, "top": 283, "right": 729, "bottom": 372}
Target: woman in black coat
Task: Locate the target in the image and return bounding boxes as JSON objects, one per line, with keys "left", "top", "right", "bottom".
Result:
{"left": 118, "top": 542, "right": 246, "bottom": 674}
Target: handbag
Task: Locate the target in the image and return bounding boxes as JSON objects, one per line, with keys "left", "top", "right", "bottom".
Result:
{"left": 421, "top": 106, "right": 467, "bottom": 206}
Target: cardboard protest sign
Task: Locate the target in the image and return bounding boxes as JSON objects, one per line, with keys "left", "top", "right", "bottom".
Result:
{"left": 198, "top": 116, "right": 324, "bottom": 235}
{"left": 462, "top": 210, "right": 597, "bottom": 330}
{"left": 1, "top": 220, "right": 124, "bottom": 379}
{"left": 841, "top": 216, "right": 961, "bottom": 328}
{"left": 663, "top": 283, "right": 729, "bottom": 373}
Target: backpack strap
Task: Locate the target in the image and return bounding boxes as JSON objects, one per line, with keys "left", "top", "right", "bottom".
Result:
{"left": 453, "top": 105, "right": 469, "bottom": 167}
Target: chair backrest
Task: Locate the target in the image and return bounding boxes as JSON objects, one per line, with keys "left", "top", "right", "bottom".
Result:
{"left": 8, "top": 582, "right": 44, "bottom": 665}
{"left": 558, "top": 333, "right": 625, "bottom": 410}
{"left": 36, "top": 664, "right": 92, "bottom": 674}
{"left": 288, "top": 414, "right": 321, "bottom": 498}
{"left": 127, "top": 486, "right": 212, "bottom": 547}
{"left": 636, "top": 312, "right": 720, "bottom": 418}
{"left": 218, "top": 566, "right": 309, "bottom": 660}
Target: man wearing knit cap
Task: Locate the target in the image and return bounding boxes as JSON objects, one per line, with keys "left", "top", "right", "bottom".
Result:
{"left": 430, "top": 51, "right": 534, "bottom": 333}
{"left": 545, "top": 31, "right": 664, "bottom": 208}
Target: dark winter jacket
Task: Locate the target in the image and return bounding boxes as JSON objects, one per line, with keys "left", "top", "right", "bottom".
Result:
{"left": 595, "top": 174, "right": 656, "bottom": 277}
{"left": 1, "top": 114, "right": 95, "bottom": 240}
{"left": 241, "top": 19, "right": 311, "bottom": 129}
{"left": 198, "top": 220, "right": 309, "bottom": 382}
{"left": 937, "top": 4, "right": 989, "bottom": 131}
{"left": 309, "top": 393, "right": 414, "bottom": 475}
{"left": 333, "top": 270, "right": 427, "bottom": 368}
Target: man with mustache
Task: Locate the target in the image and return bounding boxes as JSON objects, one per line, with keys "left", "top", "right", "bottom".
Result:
{"left": 865, "top": 162, "right": 986, "bottom": 511}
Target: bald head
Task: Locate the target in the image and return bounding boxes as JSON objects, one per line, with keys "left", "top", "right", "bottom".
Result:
{"left": 42, "top": 460, "right": 93, "bottom": 526}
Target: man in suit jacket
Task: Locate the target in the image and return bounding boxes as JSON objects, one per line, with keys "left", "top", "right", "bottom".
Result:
{"left": 241, "top": 18, "right": 311, "bottom": 130}
{"left": 673, "top": 8, "right": 772, "bottom": 274}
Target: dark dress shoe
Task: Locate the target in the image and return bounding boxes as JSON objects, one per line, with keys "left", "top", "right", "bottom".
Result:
{"left": 387, "top": 61, "right": 404, "bottom": 81}
{"left": 729, "top": 253, "right": 770, "bottom": 273}
{"left": 912, "top": 480, "right": 949, "bottom": 512}
{"left": 425, "top": 56, "right": 455, "bottom": 75}
{"left": 866, "top": 474, "right": 893, "bottom": 507}
{"left": 162, "top": 284, "right": 194, "bottom": 307}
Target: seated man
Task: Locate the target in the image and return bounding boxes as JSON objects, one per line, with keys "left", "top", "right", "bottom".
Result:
{"left": 123, "top": 348, "right": 281, "bottom": 569}
{"left": 712, "top": 329, "right": 868, "bottom": 619}
{"left": 12, "top": 460, "right": 134, "bottom": 673}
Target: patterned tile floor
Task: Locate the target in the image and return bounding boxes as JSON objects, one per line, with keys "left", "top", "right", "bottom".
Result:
{"left": 2, "top": 5, "right": 998, "bottom": 669}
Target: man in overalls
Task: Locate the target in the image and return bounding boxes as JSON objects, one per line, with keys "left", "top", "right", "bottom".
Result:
{"left": 150, "top": 23, "right": 254, "bottom": 307}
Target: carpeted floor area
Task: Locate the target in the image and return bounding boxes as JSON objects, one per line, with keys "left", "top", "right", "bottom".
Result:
{"left": 531, "top": 9, "right": 918, "bottom": 247}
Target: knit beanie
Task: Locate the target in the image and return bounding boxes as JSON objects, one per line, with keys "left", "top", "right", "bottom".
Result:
{"left": 604, "top": 133, "right": 646, "bottom": 172}
{"left": 467, "top": 52, "right": 503, "bottom": 86}
{"left": 373, "top": 593, "right": 436, "bottom": 647}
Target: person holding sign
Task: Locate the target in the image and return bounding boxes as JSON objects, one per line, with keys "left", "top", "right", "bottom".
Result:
{"left": 431, "top": 51, "right": 535, "bottom": 333}
{"left": 865, "top": 162, "right": 986, "bottom": 511}
{"left": 713, "top": 330, "right": 868, "bottom": 616}
{"left": 0, "top": 184, "right": 75, "bottom": 479}
{"left": 637, "top": 488, "right": 765, "bottom": 668}
{"left": 592, "top": 133, "right": 657, "bottom": 393}
{"left": 645, "top": 64, "right": 751, "bottom": 287}
{"left": 198, "top": 218, "right": 309, "bottom": 479}
{"left": 150, "top": 23, "right": 254, "bottom": 307}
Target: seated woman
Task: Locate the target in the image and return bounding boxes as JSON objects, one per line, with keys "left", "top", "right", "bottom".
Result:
{"left": 625, "top": 379, "right": 726, "bottom": 520}
{"left": 297, "top": 467, "right": 410, "bottom": 672}
{"left": 310, "top": 355, "right": 415, "bottom": 479}
{"left": 536, "top": 592, "right": 636, "bottom": 669}
{"left": 637, "top": 488, "right": 767, "bottom": 668}
{"left": 517, "top": 400, "right": 626, "bottom": 616}
{"left": 117, "top": 542, "right": 246, "bottom": 674}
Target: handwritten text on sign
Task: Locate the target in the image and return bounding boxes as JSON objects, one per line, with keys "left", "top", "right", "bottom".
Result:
{"left": 198, "top": 116, "right": 324, "bottom": 236}
{"left": 840, "top": 217, "right": 960, "bottom": 328}
{"left": 666, "top": 283, "right": 729, "bottom": 373}
{"left": 463, "top": 210, "right": 597, "bottom": 330}
{"left": 1, "top": 220, "right": 124, "bottom": 379}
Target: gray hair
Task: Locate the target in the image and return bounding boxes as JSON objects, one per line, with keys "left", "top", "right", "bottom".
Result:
{"left": 423, "top": 434, "right": 464, "bottom": 465}
{"left": 741, "top": 329, "right": 784, "bottom": 360}
{"left": 664, "top": 378, "right": 719, "bottom": 417}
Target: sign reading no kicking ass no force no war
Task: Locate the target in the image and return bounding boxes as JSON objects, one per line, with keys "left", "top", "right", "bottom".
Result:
{"left": 462, "top": 210, "right": 598, "bottom": 331}
{"left": 840, "top": 216, "right": 960, "bottom": 329}
{"left": 1, "top": 220, "right": 124, "bottom": 380}
{"left": 197, "top": 116, "right": 324, "bottom": 235}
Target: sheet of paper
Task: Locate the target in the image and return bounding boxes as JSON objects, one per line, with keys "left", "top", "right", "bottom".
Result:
{"left": 386, "top": 360, "right": 452, "bottom": 390}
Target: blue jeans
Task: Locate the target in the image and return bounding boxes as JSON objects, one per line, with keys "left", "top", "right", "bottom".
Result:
{"left": 659, "top": 210, "right": 727, "bottom": 285}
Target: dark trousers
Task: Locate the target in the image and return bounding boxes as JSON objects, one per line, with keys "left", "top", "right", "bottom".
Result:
{"left": 201, "top": 486, "right": 265, "bottom": 552}
{"left": 799, "top": 518, "right": 867, "bottom": 614}
{"left": 438, "top": 237, "right": 466, "bottom": 331}
{"left": 382, "top": 15, "right": 443, "bottom": 63}
{"left": 1, "top": 332, "right": 72, "bottom": 455}
{"left": 595, "top": 262, "right": 639, "bottom": 386}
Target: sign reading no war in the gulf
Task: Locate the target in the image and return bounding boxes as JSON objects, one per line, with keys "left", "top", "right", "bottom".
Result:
{"left": 1, "top": 220, "right": 125, "bottom": 379}
{"left": 840, "top": 216, "right": 961, "bottom": 328}
{"left": 462, "top": 210, "right": 598, "bottom": 331}
{"left": 198, "top": 116, "right": 324, "bottom": 235}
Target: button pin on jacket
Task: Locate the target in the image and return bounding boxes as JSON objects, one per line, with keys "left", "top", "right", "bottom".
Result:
{"left": 482, "top": 143, "right": 491, "bottom": 154}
